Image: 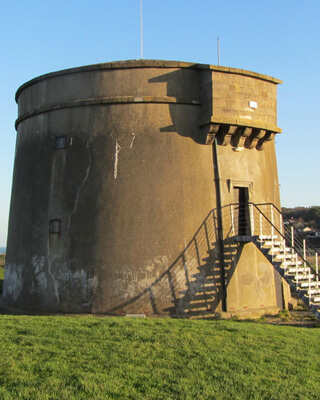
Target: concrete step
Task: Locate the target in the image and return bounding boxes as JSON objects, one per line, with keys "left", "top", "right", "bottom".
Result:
{"left": 307, "top": 288, "right": 320, "bottom": 295}
{"left": 297, "top": 281, "right": 320, "bottom": 288}
{"left": 312, "top": 297, "right": 320, "bottom": 303}
{"left": 291, "top": 274, "right": 315, "bottom": 280}
{"left": 273, "top": 252, "right": 296, "bottom": 259}
{"left": 263, "top": 240, "right": 284, "bottom": 247}
{"left": 277, "top": 247, "right": 292, "bottom": 253}
{"left": 281, "top": 260, "right": 303, "bottom": 266}
{"left": 259, "top": 235, "right": 279, "bottom": 240}
{"left": 286, "top": 267, "right": 311, "bottom": 274}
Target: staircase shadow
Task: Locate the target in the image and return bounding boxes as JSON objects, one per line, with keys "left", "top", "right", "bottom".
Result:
{"left": 163, "top": 228, "right": 242, "bottom": 317}
{"left": 108, "top": 210, "right": 242, "bottom": 318}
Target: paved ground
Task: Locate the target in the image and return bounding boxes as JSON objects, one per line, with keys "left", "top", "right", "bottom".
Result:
{"left": 264, "top": 310, "right": 319, "bottom": 328}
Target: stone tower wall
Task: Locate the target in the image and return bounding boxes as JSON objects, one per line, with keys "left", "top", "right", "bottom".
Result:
{"left": 3, "top": 60, "right": 283, "bottom": 316}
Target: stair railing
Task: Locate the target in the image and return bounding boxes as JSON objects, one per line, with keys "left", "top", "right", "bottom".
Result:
{"left": 253, "top": 203, "right": 319, "bottom": 303}
{"left": 255, "top": 203, "right": 320, "bottom": 279}
{"left": 220, "top": 203, "right": 320, "bottom": 291}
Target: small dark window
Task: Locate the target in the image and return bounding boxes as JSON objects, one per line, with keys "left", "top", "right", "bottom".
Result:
{"left": 49, "top": 220, "right": 61, "bottom": 234}
{"left": 55, "top": 136, "right": 67, "bottom": 150}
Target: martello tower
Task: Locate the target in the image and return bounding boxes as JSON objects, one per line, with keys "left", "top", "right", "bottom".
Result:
{"left": 3, "top": 60, "right": 286, "bottom": 316}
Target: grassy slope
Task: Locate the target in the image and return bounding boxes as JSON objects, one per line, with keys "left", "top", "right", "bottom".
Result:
{"left": 0, "top": 316, "right": 319, "bottom": 400}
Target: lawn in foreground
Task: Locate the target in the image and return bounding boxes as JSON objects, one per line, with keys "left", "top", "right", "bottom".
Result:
{"left": 0, "top": 315, "right": 319, "bottom": 399}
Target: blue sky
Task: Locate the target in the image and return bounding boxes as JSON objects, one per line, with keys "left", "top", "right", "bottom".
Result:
{"left": 0, "top": 0, "right": 320, "bottom": 246}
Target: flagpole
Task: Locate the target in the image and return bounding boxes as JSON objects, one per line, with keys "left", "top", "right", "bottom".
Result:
{"left": 140, "top": 0, "right": 144, "bottom": 59}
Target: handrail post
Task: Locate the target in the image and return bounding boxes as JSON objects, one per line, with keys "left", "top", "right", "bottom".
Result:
{"left": 250, "top": 203, "right": 254, "bottom": 236}
{"left": 316, "top": 252, "right": 319, "bottom": 283}
{"left": 291, "top": 226, "right": 294, "bottom": 254}
{"left": 280, "top": 213, "right": 283, "bottom": 236}
{"left": 283, "top": 240, "right": 287, "bottom": 276}
{"left": 295, "top": 253, "right": 299, "bottom": 290}
{"left": 230, "top": 204, "right": 234, "bottom": 236}
{"left": 308, "top": 267, "right": 312, "bottom": 306}
{"left": 271, "top": 204, "right": 274, "bottom": 239}
{"left": 259, "top": 213, "right": 262, "bottom": 243}
{"left": 303, "top": 239, "right": 306, "bottom": 268}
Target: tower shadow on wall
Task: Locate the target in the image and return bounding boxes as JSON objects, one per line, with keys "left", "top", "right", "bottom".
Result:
{"left": 108, "top": 209, "right": 243, "bottom": 318}
{"left": 148, "top": 65, "right": 212, "bottom": 144}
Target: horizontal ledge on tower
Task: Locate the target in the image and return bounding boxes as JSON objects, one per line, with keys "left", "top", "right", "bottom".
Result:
{"left": 15, "top": 96, "right": 201, "bottom": 129}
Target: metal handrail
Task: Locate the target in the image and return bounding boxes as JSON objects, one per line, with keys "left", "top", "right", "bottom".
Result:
{"left": 255, "top": 203, "right": 319, "bottom": 281}
{"left": 255, "top": 202, "right": 320, "bottom": 257}
{"left": 221, "top": 202, "right": 320, "bottom": 282}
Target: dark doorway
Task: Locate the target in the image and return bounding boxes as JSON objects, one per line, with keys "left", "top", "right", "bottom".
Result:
{"left": 234, "top": 187, "right": 250, "bottom": 236}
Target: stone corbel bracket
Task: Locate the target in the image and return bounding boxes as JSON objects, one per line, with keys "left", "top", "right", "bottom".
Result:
{"left": 199, "top": 117, "right": 281, "bottom": 150}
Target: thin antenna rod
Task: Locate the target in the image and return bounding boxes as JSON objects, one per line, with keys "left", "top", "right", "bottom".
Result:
{"left": 140, "top": 0, "right": 144, "bottom": 59}
{"left": 217, "top": 37, "right": 220, "bottom": 66}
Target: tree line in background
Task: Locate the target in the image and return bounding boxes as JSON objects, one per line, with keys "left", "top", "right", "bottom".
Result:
{"left": 282, "top": 206, "right": 320, "bottom": 229}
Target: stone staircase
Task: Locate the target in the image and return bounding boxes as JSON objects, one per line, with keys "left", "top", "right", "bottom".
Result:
{"left": 223, "top": 202, "right": 320, "bottom": 320}
{"left": 252, "top": 234, "right": 320, "bottom": 319}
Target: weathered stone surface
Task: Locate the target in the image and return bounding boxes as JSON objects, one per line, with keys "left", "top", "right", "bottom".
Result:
{"left": 3, "top": 60, "right": 285, "bottom": 316}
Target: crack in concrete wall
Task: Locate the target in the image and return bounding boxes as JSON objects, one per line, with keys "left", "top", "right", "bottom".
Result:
{"left": 113, "top": 140, "right": 121, "bottom": 179}
{"left": 66, "top": 142, "right": 91, "bottom": 230}
{"left": 110, "top": 132, "right": 136, "bottom": 179}
{"left": 129, "top": 131, "right": 136, "bottom": 148}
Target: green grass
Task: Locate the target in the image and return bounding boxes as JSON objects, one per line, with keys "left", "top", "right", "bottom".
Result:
{"left": 0, "top": 316, "right": 319, "bottom": 399}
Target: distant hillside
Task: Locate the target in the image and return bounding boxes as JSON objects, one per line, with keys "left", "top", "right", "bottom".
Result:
{"left": 0, "top": 247, "right": 6, "bottom": 254}
{"left": 282, "top": 206, "right": 320, "bottom": 229}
